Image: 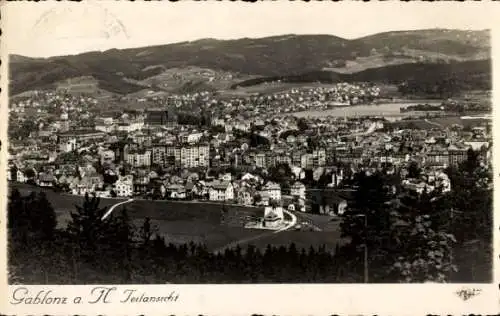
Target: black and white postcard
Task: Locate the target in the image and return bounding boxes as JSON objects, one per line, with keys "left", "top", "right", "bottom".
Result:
{"left": 0, "top": 1, "right": 498, "bottom": 315}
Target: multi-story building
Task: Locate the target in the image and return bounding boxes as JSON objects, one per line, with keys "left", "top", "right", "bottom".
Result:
{"left": 301, "top": 153, "right": 314, "bottom": 169}
{"left": 266, "top": 153, "right": 277, "bottom": 168}
{"left": 151, "top": 145, "right": 167, "bottom": 167}
{"left": 170, "top": 144, "right": 210, "bottom": 168}
{"left": 299, "top": 148, "right": 326, "bottom": 169}
{"left": 211, "top": 117, "right": 225, "bottom": 127}
{"left": 275, "top": 154, "right": 292, "bottom": 166}
{"left": 58, "top": 130, "right": 106, "bottom": 143}
{"left": 425, "top": 149, "right": 449, "bottom": 168}
{"left": 313, "top": 148, "right": 326, "bottom": 167}
{"left": 448, "top": 147, "right": 468, "bottom": 166}
{"left": 146, "top": 109, "right": 177, "bottom": 127}
{"left": 255, "top": 153, "right": 266, "bottom": 169}
{"left": 126, "top": 149, "right": 152, "bottom": 167}
{"left": 292, "top": 151, "right": 303, "bottom": 166}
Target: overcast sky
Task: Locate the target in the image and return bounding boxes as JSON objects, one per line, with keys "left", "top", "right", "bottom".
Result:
{"left": 2, "top": 2, "right": 497, "bottom": 58}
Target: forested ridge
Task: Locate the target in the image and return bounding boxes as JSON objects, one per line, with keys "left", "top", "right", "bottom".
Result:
{"left": 10, "top": 30, "right": 490, "bottom": 95}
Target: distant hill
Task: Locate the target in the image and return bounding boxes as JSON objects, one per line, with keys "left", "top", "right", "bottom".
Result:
{"left": 230, "top": 60, "right": 491, "bottom": 98}
{"left": 9, "top": 29, "right": 491, "bottom": 95}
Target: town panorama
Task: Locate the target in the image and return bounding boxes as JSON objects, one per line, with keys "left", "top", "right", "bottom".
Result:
{"left": 7, "top": 29, "right": 493, "bottom": 284}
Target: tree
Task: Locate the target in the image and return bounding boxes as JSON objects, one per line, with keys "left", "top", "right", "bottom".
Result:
{"left": 387, "top": 193, "right": 457, "bottom": 282}
{"left": 103, "top": 172, "right": 118, "bottom": 185}
{"left": 140, "top": 217, "right": 158, "bottom": 247}
{"left": 408, "top": 161, "right": 421, "bottom": 179}
{"left": 66, "top": 193, "right": 109, "bottom": 256}
{"left": 340, "top": 171, "right": 395, "bottom": 280}
{"left": 24, "top": 168, "right": 36, "bottom": 180}
{"left": 253, "top": 193, "right": 262, "bottom": 205}
{"left": 267, "top": 163, "right": 293, "bottom": 190}
{"left": 444, "top": 150, "right": 493, "bottom": 282}
{"left": 31, "top": 192, "right": 57, "bottom": 240}
{"left": 249, "top": 133, "right": 270, "bottom": 148}
{"left": 7, "top": 189, "right": 29, "bottom": 243}
{"left": 340, "top": 171, "right": 457, "bottom": 282}
{"left": 104, "top": 207, "right": 135, "bottom": 282}
{"left": 297, "top": 118, "right": 309, "bottom": 131}
{"left": 8, "top": 190, "right": 60, "bottom": 283}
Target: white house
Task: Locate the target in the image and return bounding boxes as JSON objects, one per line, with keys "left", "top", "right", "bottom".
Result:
{"left": 219, "top": 173, "right": 232, "bottom": 182}
{"left": 59, "top": 137, "right": 77, "bottom": 153}
{"left": 209, "top": 181, "right": 234, "bottom": 201}
{"left": 291, "top": 181, "right": 306, "bottom": 200}
{"left": 263, "top": 206, "right": 285, "bottom": 229}
{"left": 166, "top": 184, "right": 187, "bottom": 200}
{"left": 262, "top": 181, "right": 281, "bottom": 202}
{"left": 16, "top": 169, "right": 27, "bottom": 183}
{"left": 114, "top": 175, "right": 134, "bottom": 197}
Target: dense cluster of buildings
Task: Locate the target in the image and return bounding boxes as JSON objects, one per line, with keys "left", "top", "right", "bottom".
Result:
{"left": 8, "top": 87, "right": 492, "bottom": 216}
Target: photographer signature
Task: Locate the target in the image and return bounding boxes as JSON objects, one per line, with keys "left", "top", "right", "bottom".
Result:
{"left": 455, "top": 288, "right": 482, "bottom": 301}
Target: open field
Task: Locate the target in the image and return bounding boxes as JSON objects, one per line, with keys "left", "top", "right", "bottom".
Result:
{"left": 430, "top": 115, "right": 490, "bottom": 128}
{"left": 388, "top": 119, "right": 439, "bottom": 130}
{"left": 10, "top": 183, "right": 123, "bottom": 229}
{"left": 9, "top": 183, "right": 344, "bottom": 252}
{"left": 120, "top": 199, "right": 265, "bottom": 250}
{"left": 389, "top": 115, "right": 491, "bottom": 130}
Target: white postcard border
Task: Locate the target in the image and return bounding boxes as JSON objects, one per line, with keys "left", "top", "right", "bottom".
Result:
{"left": 1, "top": 2, "right": 499, "bottom": 315}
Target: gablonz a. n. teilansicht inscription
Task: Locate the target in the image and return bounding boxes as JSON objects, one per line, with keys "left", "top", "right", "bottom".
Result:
{"left": 10, "top": 286, "right": 180, "bottom": 305}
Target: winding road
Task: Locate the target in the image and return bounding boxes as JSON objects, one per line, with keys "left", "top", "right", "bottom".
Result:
{"left": 101, "top": 198, "right": 134, "bottom": 220}
{"left": 424, "top": 118, "right": 443, "bottom": 128}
